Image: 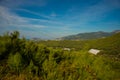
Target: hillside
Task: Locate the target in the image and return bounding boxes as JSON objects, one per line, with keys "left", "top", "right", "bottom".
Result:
{"left": 40, "top": 32, "right": 120, "bottom": 56}
{"left": 84, "top": 32, "right": 120, "bottom": 56}
{"left": 61, "top": 30, "right": 120, "bottom": 40}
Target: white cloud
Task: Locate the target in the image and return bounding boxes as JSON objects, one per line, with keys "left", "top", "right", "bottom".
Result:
{"left": 9, "top": 8, "right": 65, "bottom": 26}
{"left": 0, "top": 6, "right": 71, "bottom": 39}
{"left": 0, "top": 6, "right": 47, "bottom": 36}
{"left": 64, "top": 0, "right": 120, "bottom": 24}
{"left": 0, "top": 6, "right": 27, "bottom": 26}
{"left": 0, "top": 6, "right": 48, "bottom": 28}
{"left": 50, "top": 12, "right": 57, "bottom": 17}
{"left": 15, "top": 8, "right": 56, "bottom": 20}
{"left": 0, "top": 0, "right": 47, "bottom": 8}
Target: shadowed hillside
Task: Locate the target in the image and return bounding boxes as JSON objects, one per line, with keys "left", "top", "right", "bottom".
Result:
{"left": 61, "top": 30, "right": 120, "bottom": 40}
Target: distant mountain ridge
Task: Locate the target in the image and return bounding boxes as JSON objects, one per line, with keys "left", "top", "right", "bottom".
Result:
{"left": 61, "top": 30, "right": 120, "bottom": 40}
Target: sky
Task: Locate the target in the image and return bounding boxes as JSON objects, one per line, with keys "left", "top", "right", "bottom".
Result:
{"left": 0, "top": 0, "right": 120, "bottom": 39}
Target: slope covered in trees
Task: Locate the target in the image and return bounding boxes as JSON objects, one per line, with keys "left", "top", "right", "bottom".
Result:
{"left": 84, "top": 32, "right": 120, "bottom": 56}
{"left": 61, "top": 30, "right": 120, "bottom": 40}
{"left": 39, "top": 32, "right": 120, "bottom": 56}
{"left": 0, "top": 31, "right": 120, "bottom": 80}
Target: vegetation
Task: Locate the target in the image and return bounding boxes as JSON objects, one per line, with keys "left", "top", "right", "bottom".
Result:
{"left": 61, "top": 30, "right": 120, "bottom": 40}
{"left": 0, "top": 31, "right": 120, "bottom": 80}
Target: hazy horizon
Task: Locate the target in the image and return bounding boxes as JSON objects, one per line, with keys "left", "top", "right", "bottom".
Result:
{"left": 0, "top": 0, "right": 120, "bottom": 39}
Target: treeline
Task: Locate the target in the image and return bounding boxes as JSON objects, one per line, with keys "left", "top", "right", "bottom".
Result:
{"left": 0, "top": 31, "right": 120, "bottom": 80}
{"left": 38, "top": 40, "right": 87, "bottom": 50}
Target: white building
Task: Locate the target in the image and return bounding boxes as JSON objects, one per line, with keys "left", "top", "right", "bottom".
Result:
{"left": 88, "top": 49, "right": 100, "bottom": 55}
{"left": 63, "top": 48, "right": 71, "bottom": 51}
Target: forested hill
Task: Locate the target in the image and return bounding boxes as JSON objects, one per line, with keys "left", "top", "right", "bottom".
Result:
{"left": 84, "top": 32, "right": 120, "bottom": 55}
{"left": 40, "top": 32, "right": 120, "bottom": 56}
{"left": 61, "top": 30, "right": 120, "bottom": 40}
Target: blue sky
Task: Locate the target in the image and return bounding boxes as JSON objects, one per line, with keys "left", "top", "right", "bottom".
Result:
{"left": 0, "top": 0, "right": 120, "bottom": 39}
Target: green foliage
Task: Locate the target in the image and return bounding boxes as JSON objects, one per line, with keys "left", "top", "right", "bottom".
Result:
{"left": 84, "top": 33, "right": 120, "bottom": 56}
{"left": 39, "top": 40, "right": 86, "bottom": 50}
{"left": 7, "top": 52, "right": 23, "bottom": 74}
{"left": 0, "top": 31, "right": 120, "bottom": 80}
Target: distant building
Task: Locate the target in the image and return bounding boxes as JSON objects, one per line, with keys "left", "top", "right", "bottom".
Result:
{"left": 63, "top": 48, "right": 71, "bottom": 51}
{"left": 88, "top": 49, "right": 100, "bottom": 55}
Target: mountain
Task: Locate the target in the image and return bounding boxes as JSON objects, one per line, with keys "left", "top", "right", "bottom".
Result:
{"left": 61, "top": 30, "right": 120, "bottom": 40}
{"left": 112, "top": 30, "right": 120, "bottom": 33}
